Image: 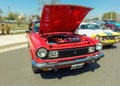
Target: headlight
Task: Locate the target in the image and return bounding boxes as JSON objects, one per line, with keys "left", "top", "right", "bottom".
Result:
{"left": 36, "top": 48, "right": 47, "bottom": 58}
{"left": 96, "top": 43, "right": 102, "bottom": 50}
{"left": 95, "top": 35, "right": 103, "bottom": 41}
{"left": 88, "top": 47, "right": 95, "bottom": 53}
{"left": 48, "top": 51, "right": 58, "bottom": 58}
{"left": 95, "top": 35, "right": 100, "bottom": 40}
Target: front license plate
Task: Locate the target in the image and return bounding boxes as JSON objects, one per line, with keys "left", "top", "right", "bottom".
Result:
{"left": 70, "top": 63, "right": 84, "bottom": 70}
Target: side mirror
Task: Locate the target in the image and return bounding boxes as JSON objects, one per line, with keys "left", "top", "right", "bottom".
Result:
{"left": 25, "top": 30, "right": 30, "bottom": 33}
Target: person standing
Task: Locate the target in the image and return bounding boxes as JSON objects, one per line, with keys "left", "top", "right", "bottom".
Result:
{"left": 1, "top": 23, "right": 5, "bottom": 34}
{"left": 6, "top": 24, "right": 11, "bottom": 34}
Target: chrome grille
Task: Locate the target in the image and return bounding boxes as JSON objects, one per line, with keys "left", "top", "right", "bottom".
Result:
{"left": 103, "top": 36, "right": 115, "bottom": 40}
{"left": 58, "top": 47, "right": 89, "bottom": 58}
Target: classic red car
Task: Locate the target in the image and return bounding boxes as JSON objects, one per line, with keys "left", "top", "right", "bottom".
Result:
{"left": 26, "top": 4, "right": 104, "bottom": 74}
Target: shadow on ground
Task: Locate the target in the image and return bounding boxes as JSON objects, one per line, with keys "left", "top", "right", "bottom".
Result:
{"left": 39, "top": 62, "right": 100, "bottom": 79}
{"left": 103, "top": 45, "right": 117, "bottom": 50}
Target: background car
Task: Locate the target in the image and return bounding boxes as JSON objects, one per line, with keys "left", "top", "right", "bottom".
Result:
{"left": 103, "top": 20, "right": 120, "bottom": 32}
{"left": 76, "top": 22, "right": 120, "bottom": 46}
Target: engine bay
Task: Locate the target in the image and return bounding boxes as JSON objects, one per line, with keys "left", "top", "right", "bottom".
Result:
{"left": 45, "top": 33, "right": 81, "bottom": 44}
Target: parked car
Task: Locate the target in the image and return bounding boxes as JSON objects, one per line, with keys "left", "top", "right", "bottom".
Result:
{"left": 26, "top": 4, "right": 104, "bottom": 74}
{"left": 5, "top": 20, "right": 16, "bottom": 24}
{"left": 76, "top": 22, "right": 120, "bottom": 46}
{"left": 103, "top": 20, "right": 120, "bottom": 32}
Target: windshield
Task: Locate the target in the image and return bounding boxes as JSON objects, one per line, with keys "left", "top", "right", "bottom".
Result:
{"left": 80, "top": 24, "right": 100, "bottom": 30}
{"left": 101, "top": 26, "right": 111, "bottom": 30}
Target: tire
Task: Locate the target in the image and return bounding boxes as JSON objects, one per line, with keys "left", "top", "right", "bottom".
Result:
{"left": 32, "top": 65, "right": 41, "bottom": 74}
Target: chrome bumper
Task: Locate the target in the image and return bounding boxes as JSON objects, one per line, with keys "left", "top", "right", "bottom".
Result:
{"left": 102, "top": 39, "right": 120, "bottom": 45}
{"left": 32, "top": 52, "right": 104, "bottom": 70}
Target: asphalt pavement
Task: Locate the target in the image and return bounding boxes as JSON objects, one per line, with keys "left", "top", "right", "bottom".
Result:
{"left": 0, "top": 43, "right": 120, "bottom": 86}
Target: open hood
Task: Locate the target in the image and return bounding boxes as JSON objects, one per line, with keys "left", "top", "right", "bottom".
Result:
{"left": 40, "top": 4, "right": 92, "bottom": 33}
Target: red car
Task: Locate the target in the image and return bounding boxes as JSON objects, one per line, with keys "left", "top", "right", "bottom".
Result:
{"left": 26, "top": 4, "right": 104, "bottom": 74}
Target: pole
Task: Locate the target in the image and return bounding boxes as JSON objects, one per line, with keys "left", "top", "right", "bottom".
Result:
{"left": 8, "top": 6, "right": 11, "bottom": 14}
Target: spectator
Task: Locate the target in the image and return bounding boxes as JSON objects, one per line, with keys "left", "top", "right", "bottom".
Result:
{"left": 1, "top": 23, "right": 5, "bottom": 34}
{"left": 6, "top": 24, "right": 11, "bottom": 34}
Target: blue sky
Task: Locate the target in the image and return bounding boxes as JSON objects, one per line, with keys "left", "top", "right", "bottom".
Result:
{"left": 0, "top": 0, "right": 120, "bottom": 18}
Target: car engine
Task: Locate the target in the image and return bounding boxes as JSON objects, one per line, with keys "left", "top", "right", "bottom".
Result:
{"left": 46, "top": 34, "right": 81, "bottom": 44}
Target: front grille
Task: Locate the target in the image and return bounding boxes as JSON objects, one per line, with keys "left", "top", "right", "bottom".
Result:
{"left": 103, "top": 36, "right": 115, "bottom": 40}
{"left": 58, "top": 47, "right": 90, "bottom": 58}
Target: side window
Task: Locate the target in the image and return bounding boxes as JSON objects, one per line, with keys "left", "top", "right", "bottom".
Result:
{"left": 80, "top": 25, "right": 87, "bottom": 29}
{"left": 34, "top": 22, "right": 40, "bottom": 33}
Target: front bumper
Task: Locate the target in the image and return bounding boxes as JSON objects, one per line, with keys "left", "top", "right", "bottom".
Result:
{"left": 32, "top": 52, "right": 104, "bottom": 71}
{"left": 101, "top": 39, "right": 120, "bottom": 45}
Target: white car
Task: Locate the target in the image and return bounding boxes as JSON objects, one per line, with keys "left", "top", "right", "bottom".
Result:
{"left": 75, "top": 22, "right": 120, "bottom": 46}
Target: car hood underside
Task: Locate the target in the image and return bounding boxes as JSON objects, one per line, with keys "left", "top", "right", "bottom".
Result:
{"left": 40, "top": 4, "right": 92, "bottom": 34}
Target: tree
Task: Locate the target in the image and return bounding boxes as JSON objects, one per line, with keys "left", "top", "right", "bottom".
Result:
{"left": 0, "top": 8, "right": 3, "bottom": 15}
{"left": 19, "top": 16, "right": 26, "bottom": 20}
{"left": 30, "top": 15, "right": 40, "bottom": 20}
{"left": 101, "top": 12, "right": 117, "bottom": 20}
{"left": 7, "top": 12, "right": 19, "bottom": 20}
{"left": 0, "top": 8, "right": 3, "bottom": 20}
{"left": 7, "top": 12, "right": 21, "bottom": 26}
{"left": 116, "top": 14, "right": 120, "bottom": 23}
{"left": 92, "top": 17, "right": 99, "bottom": 20}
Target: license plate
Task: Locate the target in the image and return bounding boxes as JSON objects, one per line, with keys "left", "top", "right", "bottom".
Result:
{"left": 70, "top": 63, "right": 84, "bottom": 70}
